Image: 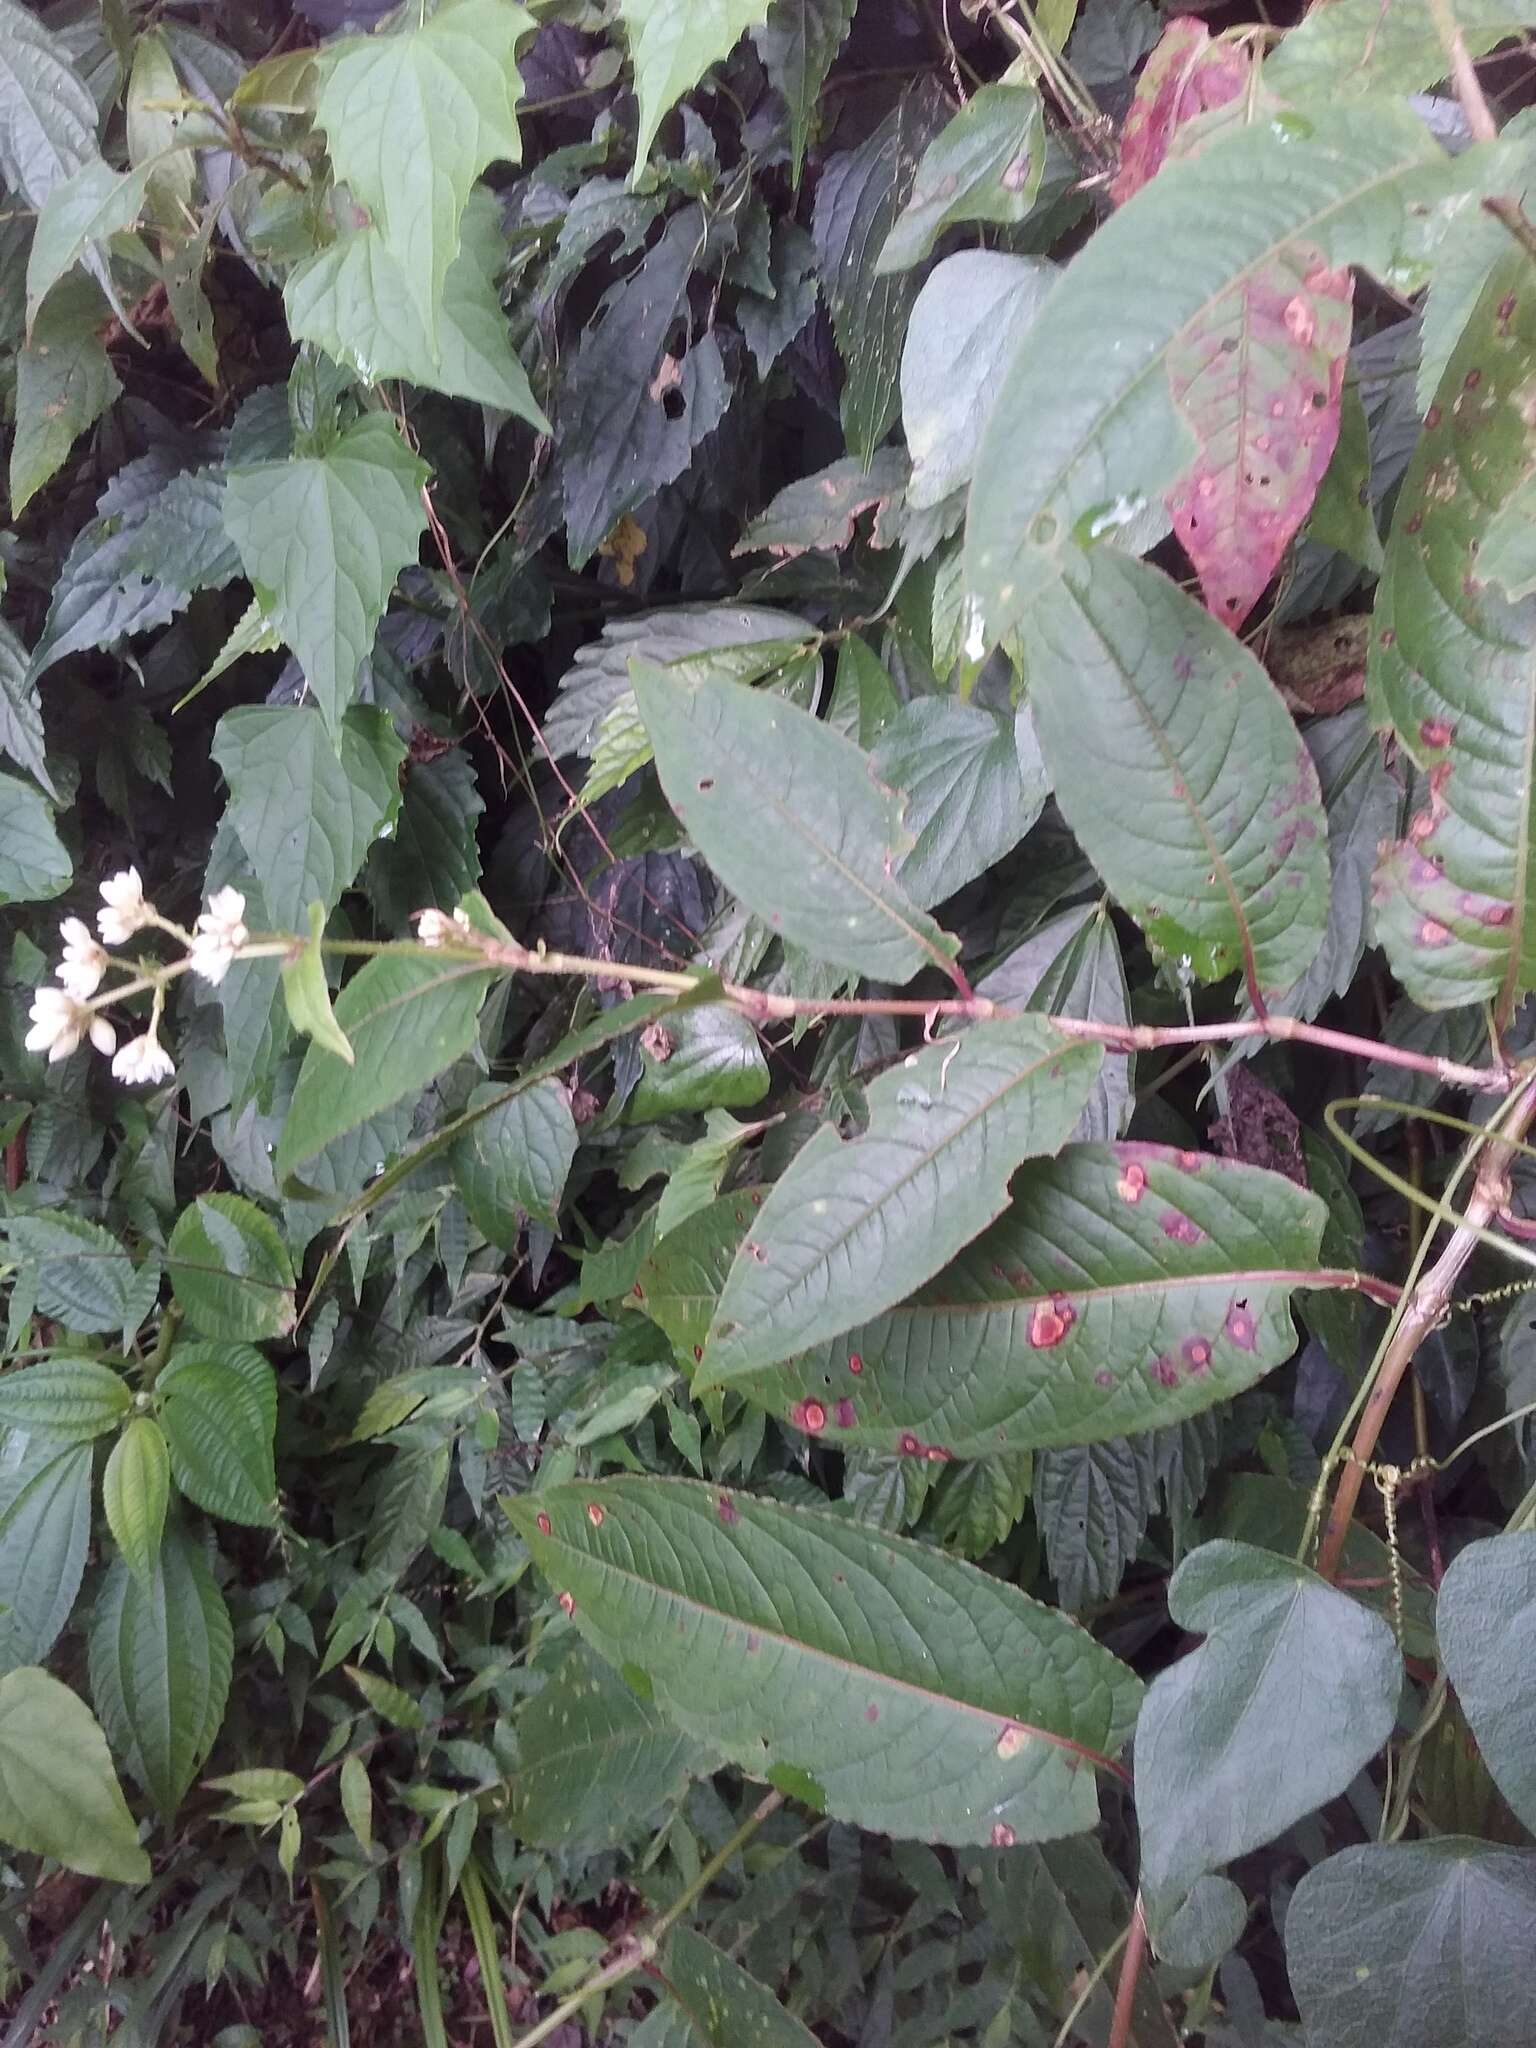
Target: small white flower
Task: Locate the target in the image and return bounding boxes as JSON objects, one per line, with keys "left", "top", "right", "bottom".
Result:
{"left": 89, "top": 1015, "right": 117, "bottom": 1057}
{"left": 415, "top": 907, "right": 474, "bottom": 948}
{"left": 98, "top": 867, "right": 152, "bottom": 947}
{"left": 24, "top": 985, "right": 89, "bottom": 1062}
{"left": 188, "top": 885, "right": 249, "bottom": 986}
{"left": 57, "top": 916, "right": 109, "bottom": 999}
{"left": 111, "top": 1031, "right": 175, "bottom": 1087}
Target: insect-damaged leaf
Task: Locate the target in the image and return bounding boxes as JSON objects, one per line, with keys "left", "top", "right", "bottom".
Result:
{"left": 632, "top": 657, "right": 959, "bottom": 983}
{"left": 1166, "top": 245, "right": 1353, "bottom": 628}
{"left": 699, "top": 1017, "right": 1102, "bottom": 1385}
{"left": 506, "top": 1478, "right": 1142, "bottom": 1846}
{"left": 964, "top": 105, "right": 1451, "bottom": 641}
{"left": 1369, "top": 250, "right": 1536, "bottom": 1012}
{"left": 1111, "top": 17, "right": 1249, "bottom": 206}
{"left": 728, "top": 1143, "right": 1330, "bottom": 1456}
{"left": 1021, "top": 549, "right": 1329, "bottom": 998}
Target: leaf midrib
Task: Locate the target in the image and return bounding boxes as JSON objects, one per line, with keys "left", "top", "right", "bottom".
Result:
{"left": 535, "top": 1522, "right": 1120, "bottom": 1774}
{"left": 710, "top": 1036, "right": 1085, "bottom": 1365}
{"left": 688, "top": 688, "right": 948, "bottom": 974}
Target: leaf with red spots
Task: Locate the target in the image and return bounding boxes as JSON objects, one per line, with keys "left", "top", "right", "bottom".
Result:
{"left": 964, "top": 105, "right": 1451, "bottom": 642}
{"left": 505, "top": 1477, "right": 1142, "bottom": 1845}
{"left": 1112, "top": 18, "right": 1250, "bottom": 207}
{"left": 1369, "top": 249, "right": 1536, "bottom": 1013}
{"left": 1166, "top": 247, "right": 1353, "bottom": 627}
{"left": 1021, "top": 550, "right": 1330, "bottom": 999}
{"left": 728, "top": 1144, "right": 1336, "bottom": 1455}
{"left": 697, "top": 1017, "right": 1103, "bottom": 1386}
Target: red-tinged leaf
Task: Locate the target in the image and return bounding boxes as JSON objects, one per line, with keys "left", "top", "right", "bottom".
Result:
{"left": 1112, "top": 18, "right": 1251, "bottom": 206}
{"left": 1165, "top": 247, "right": 1354, "bottom": 628}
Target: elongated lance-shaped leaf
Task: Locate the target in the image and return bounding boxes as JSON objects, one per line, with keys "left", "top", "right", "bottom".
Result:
{"left": 723, "top": 1143, "right": 1331, "bottom": 1456}
{"left": 1021, "top": 550, "right": 1329, "bottom": 999}
{"left": 631, "top": 657, "right": 959, "bottom": 984}
{"left": 963, "top": 105, "right": 1452, "bottom": 640}
{"left": 506, "top": 1478, "right": 1142, "bottom": 1846}
{"left": 651, "top": 1928, "right": 821, "bottom": 2048}
{"left": 1369, "top": 249, "right": 1536, "bottom": 1013}
{"left": 700, "top": 1018, "right": 1103, "bottom": 1385}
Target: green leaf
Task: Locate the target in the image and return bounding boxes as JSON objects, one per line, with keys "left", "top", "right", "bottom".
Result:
{"left": 1276, "top": 706, "right": 1399, "bottom": 1020}
{"left": 0, "top": 1358, "right": 131, "bottom": 1443}
{"left": 1416, "top": 112, "right": 1536, "bottom": 411}
{"left": 167, "top": 1194, "right": 296, "bottom": 1343}
{"left": 212, "top": 703, "right": 407, "bottom": 933}
{"left": 964, "top": 106, "right": 1452, "bottom": 638}
{"left": 754, "top": 0, "right": 857, "bottom": 181}
{"left": 619, "top": 0, "right": 772, "bottom": 176}
{"left": 1134, "top": 1540, "right": 1400, "bottom": 1915}
{"left": 0, "top": 617, "right": 52, "bottom": 795}
{"left": 871, "top": 700, "right": 1048, "bottom": 910}
{"left": 277, "top": 952, "right": 493, "bottom": 1176}
{"left": 1022, "top": 550, "right": 1329, "bottom": 998}
{"left": 648, "top": 1927, "right": 821, "bottom": 2048}
{"left": 285, "top": 188, "right": 549, "bottom": 425}
{"left": 813, "top": 91, "right": 943, "bottom": 458}
{"left": 1436, "top": 1532, "right": 1536, "bottom": 1835}
{"left": 559, "top": 206, "right": 730, "bottom": 565}
{"left": 0, "top": 1436, "right": 91, "bottom": 1673}
{"left": 511, "top": 1647, "right": 707, "bottom": 1849}
{"left": 282, "top": 902, "right": 354, "bottom": 1064}
{"left": 1368, "top": 250, "right": 1536, "bottom": 1011}
{"left": 9, "top": 273, "right": 118, "bottom": 520}
{"left": 732, "top": 1143, "right": 1326, "bottom": 1454}
{"left": 627, "top": 1006, "right": 770, "bottom": 1118}
{"left": 635, "top": 1190, "right": 762, "bottom": 1361}
{"left": 347, "top": 1664, "right": 426, "bottom": 1731}
{"left": 222, "top": 413, "right": 430, "bottom": 737}
{"left": 1266, "top": 0, "right": 1536, "bottom": 106}
{"left": 633, "top": 657, "right": 958, "bottom": 983}
{"left": 315, "top": 0, "right": 533, "bottom": 347}
{"left": 452, "top": 1079, "right": 577, "bottom": 1243}
{"left": 700, "top": 1017, "right": 1103, "bottom": 1385}
{"left": 1036, "top": 1437, "right": 1156, "bottom": 1610}
{"left": 0, "top": 769, "right": 71, "bottom": 906}
{"left": 88, "top": 1521, "right": 232, "bottom": 1821}
{"left": 0, "top": 1667, "right": 149, "bottom": 1884}
{"left": 877, "top": 83, "right": 1045, "bottom": 274}
{"left": 508, "top": 1477, "right": 1142, "bottom": 1846}
{"left": 365, "top": 749, "right": 484, "bottom": 931}
{"left": 1286, "top": 1839, "right": 1536, "bottom": 2048}
{"left": 158, "top": 1343, "right": 278, "bottom": 1527}
{"left": 103, "top": 1419, "right": 171, "bottom": 1582}
{"left": 28, "top": 460, "right": 241, "bottom": 677}
{"left": 6, "top": 1214, "right": 140, "bottom": 1336}
{"left": 0, "top": 0, "right": 99, "bottom": 212}
{"left": 901, "top": 251, "right": 1056, "bottom": 512}
{"left": 544, "top": 604, "right": 814, "bottom": 762}
{"left": 26, "top": 157, "right": 152, "bottom": 329}
{"left": 977, "top": 903, "right": 1133, "bottom": 1140}
{"left": 340, "top": 1753, "right": 373, "bottom": 1855}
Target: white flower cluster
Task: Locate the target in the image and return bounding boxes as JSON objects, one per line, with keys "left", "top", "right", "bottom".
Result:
{"left": 415, "top": 906, "right": 474, "bottom": 947}
{"left": 25, "top": 870, "right": 251, "bottom": 1086}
